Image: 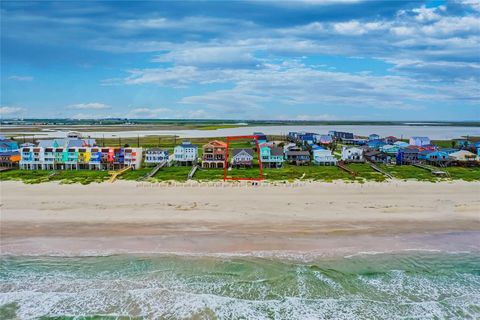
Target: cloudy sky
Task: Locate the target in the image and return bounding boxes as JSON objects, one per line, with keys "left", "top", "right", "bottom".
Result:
{"left": 1, "top": 0, "right": 479, "bottom": 120}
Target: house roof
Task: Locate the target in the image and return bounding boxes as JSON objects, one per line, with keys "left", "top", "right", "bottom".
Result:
{"left": 232, "top": 148, "right": 254, "bottom": 156}
{"left": 147, "top": 148, "right": 168, "bottom": 152}
{"left": 204, "top": 140, "right": 227, "bottom": 148}
{"left": 177, "top": 142, "right": 197, "bottom": 148}
{"left": 400, "top": 148, "right": 419, "bottom": 154}
{"left": 449, "top": 150, "right": 477, "bottom": 157}
{"left": 419, "top": 150, "right": 434, "bottom": 156}
{"left": 0, "top": 151, "right": 20, "bottom": 156}
{"left": 286, "top": 150, "right": 310, "bottom": 156}
{"left": 67, "top": 140, "right": 85, "bottom": 148}
{"left": 364, "top": 150, "right": 382, "bottom": 157}
{"left": 270, "top": 147, "right": 284, "bottom": 156}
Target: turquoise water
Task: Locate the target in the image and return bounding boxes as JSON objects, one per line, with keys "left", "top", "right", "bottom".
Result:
{"left": 1, "top": 252, "right": 479, "bottom": 319}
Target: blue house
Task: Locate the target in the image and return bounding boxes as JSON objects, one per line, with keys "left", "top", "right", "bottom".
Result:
{"left": 368, "top": 134, "right": 380, "bottom": 141}
{"left": 425, "top": 150, "right": 449, "bottom": 163}
{"left": 418, "top": 150, "right": 434, "bottom": 161}
{"left": 367, "top": 139, "right": 386, "bottom": 149}
{"left": 253, "top": 132, "right": 267, "bottom": 144}
{"left": 396, "top": 148, "right": 420, "bottom": 165}
{"left": 0, "top": 139, "right": 19, "bottom": 153}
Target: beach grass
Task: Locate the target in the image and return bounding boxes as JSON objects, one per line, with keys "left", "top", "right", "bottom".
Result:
{"left": 2, "top": 164, "right": 479, "bottom": 184}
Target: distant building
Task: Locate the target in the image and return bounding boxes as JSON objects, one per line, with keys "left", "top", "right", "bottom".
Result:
{"left": 341, "top": 146, "right": 363, "bottom": 162}
{"left": 379, "top": 144, "right": 400, "bottom": 155}
{"left": 394, "top": 141, "right": 409, "bottom": 148}
{"left": 396, "top": 148, "right": 420, "bottom": 165}
{"left": 253, "top": 132, "right": 267, "bottom": 144}
{"left": 409, "top": 136, "right": 431, "bottom": 147}
{"left": 329, "top": 131, "right": 354, "bottom": 140}
{"left": 364, "top": 150, "right": 391, "bottom": 164}
{"left": 316, "top": 134, "right": 333, "bottom": 145}
{"left": 368, "top": 134, "right": 380, "bottom": 141}
{"left": 449, "top": 150, "right": 478, "bottom": 162}
{"left": 367, "top": 139, "right": 386, "bottom": 149}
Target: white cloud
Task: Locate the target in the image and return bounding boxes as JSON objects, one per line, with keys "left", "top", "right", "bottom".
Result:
{"left": 8, "top": 75, "right": 33, "bottom": 81}
{"left": 127, "top": 107, "right": 172, "bottom": 118}
{"left": 154, "top": 46, "right": 259, "bottom": 68}
{"left": 70, "top": 113, "right": 112, "bottom": 119}
{"left": 0, "top": 106, "right": 26, "bottom": 117}
{"left": 67, "top": 102, "right": 111, "bottom": 109}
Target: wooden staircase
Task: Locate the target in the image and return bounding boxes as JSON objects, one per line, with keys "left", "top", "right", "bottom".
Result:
{"left": 413, "top": 163, "right": 449, "bottom": 177}
{"left": 141, "top": 161, "right": 167, "bottom": 181}
{"left": 188, "top": 165, "right": 199, "bottom": 180}
{"left": 336, "top": 161, "right": 357, "bottom": 176}
{"left": 108, "top": 166, "right": 132, "bottom": 183}
{"left": 365, "top": 159, "right": 393, "bottom": 179}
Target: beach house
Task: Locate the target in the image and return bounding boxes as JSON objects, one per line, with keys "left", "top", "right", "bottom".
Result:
{"left": 424, "top": 150, "right": 449, "bottom": 165}
{"left": 202, "top": 140, "right": 227, "bottom": 168}
{"left": 329, "top": 131, "right": 354, "bottom": 140}
{"left": 77, "top": 148, "right": 91, "bottom": 169}
{"left": 0, "top": 151, "right": 20, "bottom": 167}
{"left": 396, "top": 148, "right": 420, "bottom": 165}
{"left": 364, "top": 150, "right": 391, "bottom": 164}
{"left": 409, "top": 136, "right": 431, "bottom": 147}
{"left": 379, "top": 144, "right": 400, "bottom": 155}
{"left": 145, "top": 148, "right": 169, "bottom": 165}
{"left": 315, "top": 134, "right": 333, "bottom": 145}
{"left": 312, "top": 148, "right": 337, "bottom": 166}
{"left": 368, "top": 134, "right": 380, "bottom": 141}
{"left": 0, "top": 138, "right": 19, "bottom": 153}
{"left": 341, "top": 146, "right": 363, "bottom": 162}
{"left": 449, "top": 150, "right": 479, "bottom": 163}
{"left": 285, "top": 150, "right": 310, "bottom": 165}
{"left": 89, "top": 147, "right": 102, "bottom": 170}
{"left": 123, "top": 148, "right": 143, "bottom": 169}
{"left": 260, "top": 144, "right": 284, "bottom": 168}
{"left": 174, "top": 141, "right": 198, "bottom": 166}
{"left": 253, "top": 132, "right": 267, "bottom": 145}
{"left": 231, "top": 148, "right": 254, "bottom": 168}
{"left": 394, "top": 141, "right": 409, "bottom": 148}
{"left": 367, "top": 139, "right": 387, "bottom": 149}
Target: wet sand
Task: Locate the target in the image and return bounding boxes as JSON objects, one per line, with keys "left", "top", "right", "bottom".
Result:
{"left": 1, "top": 180, "right": 479, "bottom": 256}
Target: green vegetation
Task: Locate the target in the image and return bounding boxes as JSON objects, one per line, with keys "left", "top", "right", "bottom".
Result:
{"left": 0, "top": 170, "right": 109, "bottom": 184}
{"left": 2, "top": 164, "right": 479, "bottom": 184}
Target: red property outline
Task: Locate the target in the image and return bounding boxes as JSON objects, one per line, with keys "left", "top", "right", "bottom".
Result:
{"left": 223, "top": 135, "right": 264, "bottom": 181}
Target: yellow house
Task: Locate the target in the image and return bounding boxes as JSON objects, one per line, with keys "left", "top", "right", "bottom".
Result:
{"left": 77, "top": 147, "right": 91, "bottom": 166}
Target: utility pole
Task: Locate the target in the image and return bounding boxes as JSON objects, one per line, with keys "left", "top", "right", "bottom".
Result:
{"left": 137, "top": 135, "right": 140, "bottom": 147}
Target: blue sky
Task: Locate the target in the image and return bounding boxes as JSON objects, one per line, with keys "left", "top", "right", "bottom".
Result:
{"left": 1, "top": 0, "right": 479, "bottom": 120}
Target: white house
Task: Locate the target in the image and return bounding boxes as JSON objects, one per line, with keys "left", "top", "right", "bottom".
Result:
{"left": 341, "top": 146, "right": 363, "bottom": 162}
{"left": 231, "top": 148, "right": 254, "bottom": 168}
{"left": 409, "top": 136, "right": 431, "bottom": 146}
{"left": 449, "top": 150, "right": 478, "bottom": 162}
{"left": 174, "top": 141, "right": 198, "bottom": 166}
{"left": 145, "top": 148, "right": 169, "bottom": 164}
{"left": 313, "top": 149, "right": 337, "bottom": 165}
{"left": 123, "top": 147, "right": 143, "bottom": 169}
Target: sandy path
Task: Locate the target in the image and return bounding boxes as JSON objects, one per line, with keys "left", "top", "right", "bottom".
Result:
{"left": 1, "top": 180, "right": 479, "bottom": 255}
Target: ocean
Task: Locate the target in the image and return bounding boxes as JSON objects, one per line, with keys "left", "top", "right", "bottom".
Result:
{"left": 1, "top": 252, "right": 479, "bottom": 319}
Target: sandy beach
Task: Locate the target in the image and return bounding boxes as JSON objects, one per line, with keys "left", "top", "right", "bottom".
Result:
{"left": 1, "top": 180, "right": 479, "bottom": 256}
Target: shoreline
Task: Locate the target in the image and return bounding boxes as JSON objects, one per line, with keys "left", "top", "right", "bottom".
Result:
{"left": 1, "top": 180, "right": 479, "bottom": 256}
